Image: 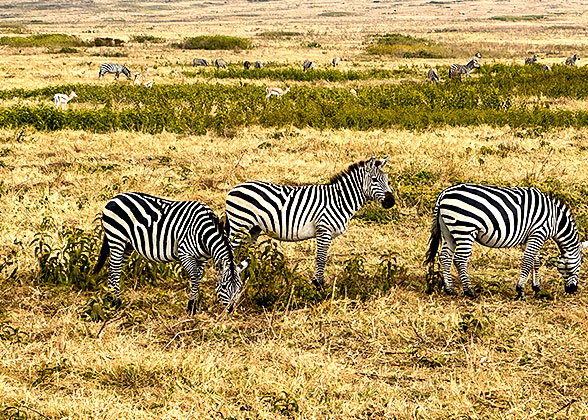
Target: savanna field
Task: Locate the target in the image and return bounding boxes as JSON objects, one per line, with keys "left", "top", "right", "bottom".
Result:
{"left": 2, "top": 0, "right": 588, "bottom": 418}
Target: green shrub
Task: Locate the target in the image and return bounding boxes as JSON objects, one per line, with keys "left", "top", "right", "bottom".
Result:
{"left": 49, "top": 47, "right": 79, "bottom": 54}
{"left": 131, "top": 34, "right": 165, "bottom": 43}
{"left": 0, "top": 33, "right": 84, "bottom": 48}
{"left": 174, "top": 35, "right": 252, "bottom": 50}
{"left": 367, "top": 33, "right": 450, "bottom": 58}
{"left": 490, "top": 15, "right": 545, "bottom": 22}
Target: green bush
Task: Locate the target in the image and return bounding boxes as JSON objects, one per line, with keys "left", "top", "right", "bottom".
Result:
{"left": 0, "top": 33, "right": 84, "bottom": 48}
{"left": 367, "top": 33, "right": 450, "bottom": 58}
{"left": 131, "top": 34, "right": 165, "bottom": 43}
{"left": 174, "top": 35, "right": 252, "bottom": 50}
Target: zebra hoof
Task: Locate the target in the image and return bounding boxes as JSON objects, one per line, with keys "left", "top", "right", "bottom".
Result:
{"left": 565, "top": 283, "right": 578, "bottom": 294}
{"left": 531, "top": 284, "right": 541, "bottom": 293}
{"left": 515, "top": 294, "right": 526, "bottom": 301}
{"left": 111, "top": 297, "right": 122, "bottom": 309}
{"left": 312, "top": 278, "right": 325, "bottom": 290}
{"left": 464, "top": 289, "right": 478, "bottom": 299}
{"left": 444, "top": 288, "right": 457, "bottom": 296}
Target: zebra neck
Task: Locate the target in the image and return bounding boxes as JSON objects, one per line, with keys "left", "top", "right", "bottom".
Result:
{"left": 552, "top": 207, "right": 579, "bottom": 255}
{"left": 207, "top": 233, "right": 234, "bottom": 271}
{"left": 331, "top": 170, "right": 367, "bottom": 216}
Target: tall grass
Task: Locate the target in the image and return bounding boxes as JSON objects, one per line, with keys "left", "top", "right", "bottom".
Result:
{"left": 173, "top": 35, "right": 251, "bottom": 50}
{"left": 367, "top": 33, "right": 450, "bottom": 58}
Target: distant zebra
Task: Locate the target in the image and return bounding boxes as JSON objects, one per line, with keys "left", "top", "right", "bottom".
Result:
{"left": 225, "top": 158, "right": 395, "bottom": 288}
{"left": 427, "top": 68, "right": 439, "bottom": 83}
{"left": 449, "top": 57, "right": 480, "bottom": 79}
{"left": 332, "top": 57, "right": 341, "bottom": 67}
{"left": 542, "top": 64, "right": 552, "bottom": 71}
{"left": 193, "top": 58, "right": 209, "bottom": 67}
{"left": 525, "top": 55, "right": 538, "bottom": 65}
{"left": 98, "top": 63, "right": 131, "bottom": 80}
{"left": 215, "top": 58, "right": 227, "bottom": 69}
{"left": 94, "top": 192, "right": 249, "bottom": 313}
{"left": 425, "top": 184, "right": 587, "bottom": 300}
{"left": 565, "top": 54, "right": 580, "bottom": 66}
{"left": 302, "top": 59, "right": 315, "bottom": 71}
{"left": 254, "top": 60, "right": 263, "bottom": 69}
{"left": 244, "top": 61, "right": 251, "bottom": 70}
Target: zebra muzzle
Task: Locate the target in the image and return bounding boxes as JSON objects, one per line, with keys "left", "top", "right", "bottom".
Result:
{"left": 382, "top": 192, "right": 395, "bottom": 209}
{"left": 565, "top": 282, "right": 578, "bottom": 294}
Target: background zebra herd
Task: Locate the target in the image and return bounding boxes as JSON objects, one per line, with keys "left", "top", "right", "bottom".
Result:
{"left": 95, "top": 157, "right": 585, "bottom": 313}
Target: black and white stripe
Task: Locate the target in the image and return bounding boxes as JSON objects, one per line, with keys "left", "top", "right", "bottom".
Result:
{"left": 215, "top": 58, "right": 227, "bottom": 69}
{"left": 426, "top": 184, "right": 586, "bottom": 300}
{"left": 524, "top": 55, "right": 538, "bottom": 65}
{"left": 98, "top": 63, "right": 131, "bottom": 79}
{"left": 302, "top": 59, "right": 315, "bottom": 71}
{"left": 193, "top": 58, "right": 209, "bottom": 67}
{"left": 93, "top": 192, "right": 248, "bottom": 313}
{"left": 565, "top": 54, "right": 580, "bottom": 66}
{"left": 449, "top": 55, "right": 480, "bottom": 79}
{"left": 225, "top": 158, "right": 395, "bottom": 288}
{"left": 427, "top": 68, "right": 439, "bottom": 83}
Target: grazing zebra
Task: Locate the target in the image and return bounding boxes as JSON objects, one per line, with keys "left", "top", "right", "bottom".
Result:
{"left": 53, "top": 91, "right": 77, "bottom": 110}
{"left": 449, "top": 57, "right": 480, "bottom": 79}
{"left": 93, "top": 192, "right": 249, "bottom": 313}
{"left": 525, "top": 55, "right": 538, "bottom": 65}
{"left": 425, "top": 184, "right": 587, "bottom": 300}
{"left": 302, "top": 59, "right": 315, "bottom": 71}
{"left": 244, "top": 61, "right": 251, "bottom": 70}
{"left": 265, "top": 86, "right": 290, "bottom": 99}
{"left": 98, "top": 63, "right": 131, "bottom": 80}
{"left": 193, "top": 58, "right": 208, "bottom": 67}
{"left": 225, "top": 158, "right": 395, "bottom": 288}
{"left": 254, "top": 60, "right": 263, "bottom": 69}
{"left": 565, "top": 54, "right": 580, "bottom": 66}
{"left": 542, "top": 64, "right": 552, "bottom": 71}
{"left": 215, "top": 58, "right": 227, "bottom": 69}
{"left": 332, "top": 57, "right": 341, "bottom": 67}
{"left": 427, "top": 68, "right": 440, "bottom": 83}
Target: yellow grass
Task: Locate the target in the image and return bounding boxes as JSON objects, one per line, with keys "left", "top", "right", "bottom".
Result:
{"left": 2, "top": 0, "right": 588, "bottom": 418}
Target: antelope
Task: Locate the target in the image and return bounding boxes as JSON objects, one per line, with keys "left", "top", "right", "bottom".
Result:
{"left": 53, "top": 91, "right": 77, "bottom": 110}
{"left": 134, "top": 73, "right": 153, "bottom": 88}
{"left": 265, "top": 87, "right": 290, "bottom": 99}
{"left": 350, "top": 88, "right": 358, "bottom": 98}
{"left": 332, "top": 57, "right": 341, "bottom": 67}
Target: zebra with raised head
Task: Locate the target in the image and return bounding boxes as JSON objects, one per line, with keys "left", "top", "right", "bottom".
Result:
{"left": 193, "top": 58, "right": 208, "bottom": 67}
{"left": 98, "top": 63, "right": 131, "bottom": 80}
{"left": 215, "top": 58, "right": 227, "bottom": 69}
{"left": 525, "top": 55, "right": 538, "bottom": 65}
{"left": 565, "top": 54, "right": 580, "bottom": 66}
{"left": 425, "top": 184, "right": 587, "bottom": 300}
{"left": 244, "top": 61, "right": 251, "bottom": 70}
{"left": 225, "top": 158, "right": 395, "bottom": 288}
{"left": 302, "top": 59, "right": 314, "bottom": 71}
{"left": 449, "top": 56, "right": 480, "bottom": 79}
{"left": 427, "top": 68, "right": 439, "bottom": 83}
{"left": 94, "top": 192, "right": 249, "bottom": 313}
{"left": 254, "top": 60, "right": 263, "bottom": 69}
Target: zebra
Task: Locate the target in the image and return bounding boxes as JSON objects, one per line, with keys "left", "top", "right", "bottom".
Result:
{"left": 244, "top": 61, "right": 251, "bottom": 70}
{"left": 449, "top": 57, "right": 480, "bottom": 79}
{"left": 524, "top": 55, "right": 538, "bottom": 65}
{"left": 302, "top": 59, "right": 315, "bottom": 71}
{"left": 193, "top": 58, "right": 208, "bottom": 67}
{"left": 215, "top": 58, "right": 227, "bottom": 69}
{"left": 565, "top": 54, "right": 580, "bottom": 66}
{"left": 98, "top": 63, "right": 131, "bottom": 80}
{"left": 427, "top": 68, "right": 440, "bottom": 83}
{"left": 93, "top": 192, "right": 249, "bottom": 313}
{"left": 425, "top": 184, "right": 587, "bottom": 300}
{"left": 332, "top": 57, "right": 341, "bottom": 67}
{"left": 254, "top": 60, "right": 263, "bottom": 69}
{"left": 225, "top": 158, "right": 395, "bottom": 289}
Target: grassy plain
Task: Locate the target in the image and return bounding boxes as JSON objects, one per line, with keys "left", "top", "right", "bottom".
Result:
{"left": 1, "top": 0, "right": 588, "bottom": 418}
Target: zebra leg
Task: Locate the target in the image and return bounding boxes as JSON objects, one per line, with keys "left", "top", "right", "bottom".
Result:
{"left": 531, "top": 257, "right": 541, "bottom": 293}
{"left": 312, "top": 228, "right": 332, "bottom": 289}
{"left": 453, "top": 237, "right": 477, "bottom": 298}
{"left": 516, "top": 236, "right": 545, "bottom": 301}
{"left": 440, "top": 241, "right": 456, "bottom": 295}
{"left": 107, "top": 241, "right": 131, "bottom": 308}
{"left": 179, "top": 254, "right": 206, "bottom": 315}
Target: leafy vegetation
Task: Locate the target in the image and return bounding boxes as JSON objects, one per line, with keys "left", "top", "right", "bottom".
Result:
{"left": 131, "top": 34, "right": 166, "bottom": 43}
{"left": 367, "top": 33, "right": 450, "bottom": 58}
{"left": 173, "top": 35, "right": 252, "bottom": 50}
{"left": 0, "top": 33, "right": 85, "bottom": 48}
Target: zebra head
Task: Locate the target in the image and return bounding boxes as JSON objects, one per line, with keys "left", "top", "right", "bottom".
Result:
{"left": 557, "top": 241, "right": 587, "bottom": 293}
{"left": 121, "top": 66, "right": 131, "bottom": 80}
{"left": 363, "top": 157, "right": 395, "bottom": 209}
{"left": 217, "top": 260, "right": 248, "bottom": 311}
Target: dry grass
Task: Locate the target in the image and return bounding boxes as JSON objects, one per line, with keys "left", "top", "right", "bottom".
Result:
{"left": 2, "top": 0, "right": 588, "bottom": 418}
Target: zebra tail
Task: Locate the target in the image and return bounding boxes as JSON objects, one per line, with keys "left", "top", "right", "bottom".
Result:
{"left": 93, "top": 235, "right": 109, "bottom": 274}
{"left": 424, "top": 204, "right": 441, "bottom": 265}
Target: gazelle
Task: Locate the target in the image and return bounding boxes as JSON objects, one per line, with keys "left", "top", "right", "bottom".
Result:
{"left": 134, "top": 73, "right": 153, "bottom": 88}
{"left": 265, "top": 86, "right": 290, "bottom": 99}
{"left": 53, "top": 91, "right": 77, "bottom": 110}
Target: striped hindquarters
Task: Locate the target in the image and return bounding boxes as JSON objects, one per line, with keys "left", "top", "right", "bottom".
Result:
{"left": 99, "top": 63, "right": 130, "bottom": 78}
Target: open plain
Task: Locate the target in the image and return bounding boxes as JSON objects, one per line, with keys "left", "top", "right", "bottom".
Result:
{"left": 1, "top": 0, "right": 588, "bottom": 418}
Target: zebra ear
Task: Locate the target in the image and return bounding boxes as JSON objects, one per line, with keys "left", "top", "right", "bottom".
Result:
{"left": 376, "top": 156, "right": 389, "bottom": 167}
{"left": 581, "top": 241, "right": 588, "bottom": 252}
{"left": 366, "top": 157, "right": 376, "bottom": 168}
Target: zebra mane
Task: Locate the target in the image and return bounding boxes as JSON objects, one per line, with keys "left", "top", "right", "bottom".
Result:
{"left": 209, "top": 211, "right": 236, "bottom": 269}
{"left": 328, "top": 160, "right": 369, "bottom": 184}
